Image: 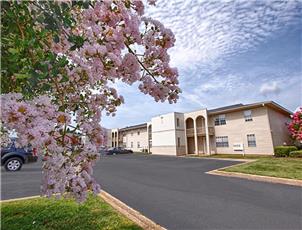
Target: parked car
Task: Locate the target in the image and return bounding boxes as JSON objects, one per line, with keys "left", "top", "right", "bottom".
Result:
{"left": 1, "top": 141, "right": 38, "bottom": 171}
{"left": 104, "top": 147, "right": 133, "bottom": 155}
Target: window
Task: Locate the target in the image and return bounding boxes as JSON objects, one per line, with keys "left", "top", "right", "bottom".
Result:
{"left": 131, "top": 142, "right": 133, "bottom": 148}
{"left": 137, "top": 141, "right": 140, "bottom": 148}
{"left": 214, "top": 114, "right": 226, "bottom": 126}
{"left": 177, "top": 137, "right": 181, "bottom": 147}
{"left": 137, "top": 131, "right": 140, "bottom": 135}
{"left": 247, "top": 134, "right": 256, "bottom": 147}
{"left": 176, "top": 118, "right": 180, "bottom": 127}
{"left": 244, "top": 110, "right": 253, "bottom": 122}
{"left": 216, "top": 136, "right": 229, "bottom": 147}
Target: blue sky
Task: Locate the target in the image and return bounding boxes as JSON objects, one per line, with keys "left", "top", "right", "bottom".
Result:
{"left": 102, "top": 0, "right": 302, "bottom": 129}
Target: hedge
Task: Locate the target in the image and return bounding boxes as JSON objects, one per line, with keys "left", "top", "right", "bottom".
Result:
{"left": 289, "top": 150, "right": 302, "bottom": 158}
{"left": 274, "top": 146, "right": 298, "bottom": 157}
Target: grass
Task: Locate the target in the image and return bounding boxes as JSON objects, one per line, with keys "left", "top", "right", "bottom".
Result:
{"left": 1, "top": 194, "right": 142, "bottom": 230}
{"left": 222, "top": 158, "right": 302, "bottom": 180}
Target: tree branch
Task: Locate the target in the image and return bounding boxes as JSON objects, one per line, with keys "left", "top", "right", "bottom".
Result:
{"left": 125, "top": 43, "right": 160, "bottom": 84}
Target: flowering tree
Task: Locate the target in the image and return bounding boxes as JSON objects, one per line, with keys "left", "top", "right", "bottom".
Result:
{"left": 1, "top": 0, "right": 179, "bottom": 202}
{"left": 288, "top": 108, "right": 302, "bottom": 141}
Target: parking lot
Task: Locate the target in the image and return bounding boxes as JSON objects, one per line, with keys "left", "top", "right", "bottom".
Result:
{"left": 2, "top": 154, "right": 302, "bottom": 229}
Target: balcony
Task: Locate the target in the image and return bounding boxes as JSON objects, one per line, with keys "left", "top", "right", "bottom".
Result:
{"left": 186, "top": 127, "right": 215, "bottom": 136}
{"left": 186, "top": 128, "right": 195, "bottom": 136}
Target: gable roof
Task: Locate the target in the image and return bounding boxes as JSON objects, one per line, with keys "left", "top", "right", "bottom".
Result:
{"left": 208, "top": 101, "right": 292, "bottom": 116}
{"left": 119, "top": 123, "right": 147, "bottom": 131}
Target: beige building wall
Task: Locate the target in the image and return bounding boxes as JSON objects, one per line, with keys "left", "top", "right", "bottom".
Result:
{"left": 175, "top": 113, "right": 186, "bottom": 155}
{"left": 122, "top": 127, "right": 148, "bottom": 152}
{"left": 152, "top": 112, "right": 185, "bottom": 155}
{"left": 209, "top": 107, "right": 274, "bottom": 155}
{"left": 267, "top": 107, "right": 292, "bottom": 147}
{"left": 105, "top": 129, "right": 112, "bottom": 147}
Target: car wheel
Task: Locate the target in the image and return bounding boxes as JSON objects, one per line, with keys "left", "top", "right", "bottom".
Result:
{"left": 4, "top": 157, "right": 23, "bottom": 171}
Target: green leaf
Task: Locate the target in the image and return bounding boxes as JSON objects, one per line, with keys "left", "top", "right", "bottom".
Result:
{"left": 8, "top": 48, "right": 18, "bottom": 54}
{"left": 14, "top": 73, "right": 30, "bottom": 79}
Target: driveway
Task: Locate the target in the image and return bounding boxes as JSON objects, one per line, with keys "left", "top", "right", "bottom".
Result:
{"left": 2, "top": 154, "right": 302, "bottom": 229}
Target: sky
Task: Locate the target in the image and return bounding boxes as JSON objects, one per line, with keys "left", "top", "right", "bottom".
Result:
{"left": 102, "top": 0, "right": 302, "bottom": 129}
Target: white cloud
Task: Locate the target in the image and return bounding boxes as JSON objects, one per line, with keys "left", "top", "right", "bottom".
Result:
{"left": 260, "top": 81, "right": 281, "bottom": 95}
{"left": 146, "top": 0, "right": 301, "bottom": 72}
{"left": 101, "top": 1, "right": 302, "bottom": 128}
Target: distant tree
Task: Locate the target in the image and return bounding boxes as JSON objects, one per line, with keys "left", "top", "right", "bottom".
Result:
{"left": 1, "top": 0, "right": 180, "bottom": 202}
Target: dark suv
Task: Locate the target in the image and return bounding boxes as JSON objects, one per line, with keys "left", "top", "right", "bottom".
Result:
{"left": 1, "top": 141, "right": 38, "bottom": 171}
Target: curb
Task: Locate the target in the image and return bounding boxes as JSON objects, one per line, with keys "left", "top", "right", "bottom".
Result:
{"left": 99, "top": 191, "right": 166, "bottom": 230}
{"left": 0, "top": 195, "right": 41, "bottom": 203}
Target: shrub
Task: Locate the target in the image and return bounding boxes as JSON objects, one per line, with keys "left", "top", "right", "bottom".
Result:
{"left": 274, "top": 146, "right": 298, "bottom": 157}
{"left": 289, "top": 150, "right": 302, "bottom": 158}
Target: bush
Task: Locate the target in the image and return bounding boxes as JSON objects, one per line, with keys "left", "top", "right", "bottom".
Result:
{"left": 289, "top": 150, "right": 302, "bottom": 158}
{"left": 274, "top": 146, "right": 298, "bottom": 157}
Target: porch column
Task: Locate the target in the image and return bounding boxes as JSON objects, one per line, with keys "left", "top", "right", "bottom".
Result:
{"left": 116, "top": 131, "right": 119, "bottom": 147}
{"left": 205, "top": 119, "right": 210, "bottom": 155}
{"left": 184, "top": 121, "right": 188, "bottom": 154}
{"left": 193, "top": 119, "right": 198, "bottom": 154}
{"left": 147, "top": 125, "right": 150, "bottom": 153}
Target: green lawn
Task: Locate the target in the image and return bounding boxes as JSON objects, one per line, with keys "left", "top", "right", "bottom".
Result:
{"left": 1, "top": 194, "right": 142, "bottom": 230}
{"left": 222, "top": 158, "right": 302, "bottom": 180}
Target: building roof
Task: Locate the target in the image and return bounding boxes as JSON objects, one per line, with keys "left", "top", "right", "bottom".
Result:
{"left": 208, "top": 101, "right": 292, "bottom": 116}
{"left": 208, "top": 104, "right": 244, "bottom": 113}
{"left": 119, "top": 123, "right": 147, "bottom": 132}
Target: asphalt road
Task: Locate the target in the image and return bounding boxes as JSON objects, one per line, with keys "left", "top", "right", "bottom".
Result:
{"left": 2, "top": 154, "right": 302, "bottom": 230}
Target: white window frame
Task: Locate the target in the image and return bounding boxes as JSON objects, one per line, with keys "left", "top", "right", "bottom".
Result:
{"left": 215, "top": 114, "right": 226, "bottom": 126}
{"left": 244, "top": 110, "right": 253, "bottom": 122}
{"left": 177, "top": 137, "right": 181, "bottom": 147}
{"left": 137, "top": 141, "right": 140, "bottom": 148}
{"left": 216, "top": 136, "right": 229, "bottom": 147}
{"left": 247, "top": 134, "right": 256, "bottom": 147}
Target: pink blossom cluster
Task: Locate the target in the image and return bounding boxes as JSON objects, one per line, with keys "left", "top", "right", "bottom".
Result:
{"left": 288, "top": 107, "right": 302, "bottom": 141}
{"left": 1, "top": 93, "right": 61, "bottom": 151}
{"left": 1, "top": 93, "right": 102, "bottom": 202}
{"left": 50, "top": 0, "right": 179, "bottom": 104}
{"left": 1, "top": 0, "right": 178, "bottom": 202}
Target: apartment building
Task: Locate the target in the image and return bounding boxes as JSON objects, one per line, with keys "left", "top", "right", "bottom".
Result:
{"left": 107, "top": 101, "right": 292, "bottom": 156}
{"left": 110, "top": 123, "right": 150, "bottom": 152}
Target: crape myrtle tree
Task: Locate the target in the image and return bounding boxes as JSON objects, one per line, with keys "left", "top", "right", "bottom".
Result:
{"left": 1, "top": 0, "right": 180, "bottom": 202}
{"left": 288, "top": 108, "right": 302, "bottom": 141}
